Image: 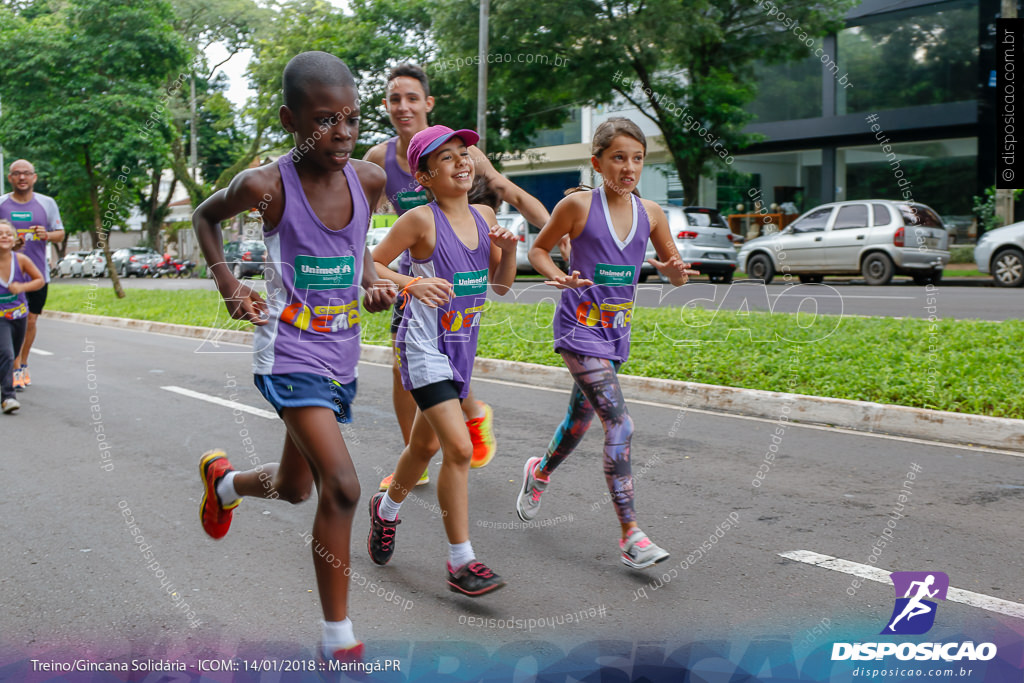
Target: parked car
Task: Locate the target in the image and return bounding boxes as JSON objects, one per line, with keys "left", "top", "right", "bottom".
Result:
{"left": 643, "top": 206, "right": 738, "bottom": 283}
{"left": 55, "top": 250, "right": 92, "bottom": 278}
{"left": 736, "top": 200, "right": 950, "bottom": 285}
{"left": 112, "top": 247, "right": 161, "bottom": 277}
{"left": 494, "top": 211, "right": 565, "bottom": 273}
{"left": 81, "top": 249, "right": 108, "bottom": 277}
{"left": 222, "top": 239, "right": 267, "bottom": 278}
{"left": 367, "top": 227, "right": 401, "bottom": 270}
{"left": 974, "top": 220, "right": 1024, "bottom": 287}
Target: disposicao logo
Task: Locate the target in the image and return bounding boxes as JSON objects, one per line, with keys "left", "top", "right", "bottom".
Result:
{"left": 831, "top": 571, "right": 997, "bottom": 663}
{"left": 882, "top": 571, "right": 948, "bottom": 635}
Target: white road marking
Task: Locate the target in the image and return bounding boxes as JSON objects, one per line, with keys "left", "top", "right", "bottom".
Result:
{"left": 365, "top": 362, "right": 1024, "bottom": 460}
{"left": 29, "top": 348, "right": 54, "bottom": 356}
{"left": 780, "top": 550, "right": 1024, "bottom": 620}
{"left": 160, "top": 385, "right": 279, "bottom": 420}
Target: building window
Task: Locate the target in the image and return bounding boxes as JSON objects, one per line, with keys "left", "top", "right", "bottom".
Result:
{"left": 749, "top": 42, "right": 824, "bottom": 123}
{"left": 837, "top": 137, "right": 976, "bottom": 217}
{"left": 836, "top": 3, "right": 979, "bottom": 115}
{"left": 527, "top": 108, "right": 582, "bottom": 147}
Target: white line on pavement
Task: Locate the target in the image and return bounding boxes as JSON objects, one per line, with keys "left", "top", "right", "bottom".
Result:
{"left": 362, "top": 361, "right": 1024, "bottom": 459}
{"left": 29, "top": 348, "right": 54, "bottom": 356}
{"left": 779, "top": 550, "right": 1024, "bottom": 620}
{"left": 160, "top": 385, "right": 279, "bottom": 420}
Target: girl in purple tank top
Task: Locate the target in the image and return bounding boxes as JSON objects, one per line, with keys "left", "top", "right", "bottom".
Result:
{"left": 0, "top": 219, "right": 44, "bottom": 413}
{"left": 368, "top": 125, "right": 518, "bottom": 597}
{"left": 515, "top": 118, "right": 697, "bottom": 571}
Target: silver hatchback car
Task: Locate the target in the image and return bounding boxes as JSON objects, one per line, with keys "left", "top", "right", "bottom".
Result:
{"left": 736, "top": 200, "right": 950, "bottom": 285}
{"left": 643, "top": 206, "right": 738, "bottom": 283}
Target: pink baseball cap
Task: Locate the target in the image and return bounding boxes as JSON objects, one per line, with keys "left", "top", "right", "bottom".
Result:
{"left": 407, "top": 125, "right": 480, "bottom": 190}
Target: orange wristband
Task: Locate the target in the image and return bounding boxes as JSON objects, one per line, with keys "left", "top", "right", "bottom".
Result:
{"left": 399, "top": 276, "right": 423, "bottom": 310}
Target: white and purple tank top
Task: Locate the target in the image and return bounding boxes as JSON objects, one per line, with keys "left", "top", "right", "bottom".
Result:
{"left": 253, "top": 150, "right": 369, "bottom": 382}
{"left": 397, "top": 203, "right": 490, "bottom": 397}
{"left": 0, "top": 254, "right": 28, "bottom": 321}
{"left": 553, "top": 187, "right": 650, "bottom": 363}
{"left": 384, "top": 137, "right": 430, "bottom": 276}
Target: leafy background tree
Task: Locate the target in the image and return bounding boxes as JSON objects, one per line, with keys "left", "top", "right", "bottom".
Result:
{"left": 0, "top": 0, "right": 190, "bottom": 296}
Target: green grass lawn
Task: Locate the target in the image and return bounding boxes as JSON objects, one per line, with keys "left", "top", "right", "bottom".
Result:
{"left": 48, "top": 284, "right": 1023, "bottom": 418}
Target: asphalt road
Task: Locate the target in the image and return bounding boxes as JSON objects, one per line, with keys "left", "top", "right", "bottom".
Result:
{"left": 2, "top": 319, "right": 1022, "bottom": 680}
{"left": 55, "top": 275, "right": 1021, "bottom": 321}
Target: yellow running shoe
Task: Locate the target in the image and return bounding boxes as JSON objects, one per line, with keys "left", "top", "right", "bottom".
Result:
{"left": 467, "top": 401, "right": 496, "bottom": 468}
{"left": 378, "top": 468, "right": 430, "bottom": 492}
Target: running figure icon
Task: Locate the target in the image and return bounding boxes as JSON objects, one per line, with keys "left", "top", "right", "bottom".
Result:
{"left": 881, "top": 571, "right": 949, "bottom": 635}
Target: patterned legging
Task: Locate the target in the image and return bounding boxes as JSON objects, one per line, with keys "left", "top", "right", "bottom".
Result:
{"left": 539, "top": 350, "right": 635, "bottom": 523}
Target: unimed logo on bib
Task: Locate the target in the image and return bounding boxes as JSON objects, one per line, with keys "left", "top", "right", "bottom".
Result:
{"left": 594, "top": 263, "right": 635, "bottom": 286}
{"left": 10, "top": 211, "right": 32, "bottom": 222}
{"left": 453, "top": 269, "right": 488, "bottom": 297}
{"left": 882, "top": 571, "right": 948, "bottom": 635}
{"left": 293, "top": 255, "right": 355, "bottom": 290}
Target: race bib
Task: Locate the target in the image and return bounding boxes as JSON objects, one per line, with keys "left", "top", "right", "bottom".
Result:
{"left": 293, "top": 255, "right": 355, "bottom": 290}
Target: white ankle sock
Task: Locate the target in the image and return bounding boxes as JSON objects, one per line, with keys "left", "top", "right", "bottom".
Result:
{"left": 449, "top": 540, "right": 475, "bottom": 571}
{"left": 215, "top": 471, "right": 240, "bottom": 507}
{"left": 378, "top": 492, "right": 402, "bottom": 522}
{"left": 321, "top": 618, "right": 358, "bottom": 655}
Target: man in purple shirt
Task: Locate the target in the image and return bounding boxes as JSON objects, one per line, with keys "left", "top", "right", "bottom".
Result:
{"left": 0, "top": 160, "right": 65, "bottom": 389}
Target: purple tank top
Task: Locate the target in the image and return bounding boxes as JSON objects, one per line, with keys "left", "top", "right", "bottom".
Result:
{"left": 384, "top": 137, "right": 429, "bottom": 275}
{"left": 253, "top": 150, "right": 369, "bottom": 381}
{"left": 396, "top": 203, "right": 490, "bottom": 397}
{"left": 553, "top": 187, "right": 650, "bottom": 363}
{"left": 0, "top": 254, "right": 28, "bottom": 321}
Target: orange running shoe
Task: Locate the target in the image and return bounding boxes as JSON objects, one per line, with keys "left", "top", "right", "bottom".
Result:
{"left": 467, "top": 401, "right": 496, "bottom": 468}
{"left": 198, "top": 450, "right": 239, "bottom": 539}
{"left": 378, "top": 468, "right": 429, "bottom": 492}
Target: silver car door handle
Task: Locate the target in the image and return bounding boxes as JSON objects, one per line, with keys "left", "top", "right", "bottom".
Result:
{"left": 857, "top": 235, "right": 865, "bottom": 240}
{"left": 814, "top": 236, "right": 822, "bottom": 241}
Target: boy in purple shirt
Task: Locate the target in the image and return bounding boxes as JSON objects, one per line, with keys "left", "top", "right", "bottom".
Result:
{"left": 192, "top": 52, "right": 396, "bottom": 662}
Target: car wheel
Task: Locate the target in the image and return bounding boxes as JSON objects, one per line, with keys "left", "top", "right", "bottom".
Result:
{"left": 746, "top": 254, "right": 774, "bottom": 284}
{"left": 992, "top": 248, "right": 1024, "bottom": 287}
{"left": 861, "top": 253, "right": 894, "bottom": 286}
{"left": 232, "top": 263, "right": 244, "bottom": 279}
{"left": 798, "top": 274, "right": 824, "bottom": 284}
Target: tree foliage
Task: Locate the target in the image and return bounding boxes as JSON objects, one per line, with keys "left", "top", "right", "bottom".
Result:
{"left": 0, "top": 0, "right": 190, "bottom": 296}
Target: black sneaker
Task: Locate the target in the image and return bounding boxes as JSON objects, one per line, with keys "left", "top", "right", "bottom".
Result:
{"left": 367, "top": 492, "right": 400, "bottom": 565}
{"left": 447, "top": 560, "right": 506, "bottom": 597}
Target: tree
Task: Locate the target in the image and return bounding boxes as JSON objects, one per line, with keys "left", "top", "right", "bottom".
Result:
{"left": 0, "top": 0, "right": 190, "bottom": 297}
{"left": 431, "top": 0, "right": 854, "bottom": 201}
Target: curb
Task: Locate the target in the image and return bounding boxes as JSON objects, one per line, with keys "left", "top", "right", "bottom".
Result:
{"left": 44, "top": 310, "right": 1024, "bottom": 454}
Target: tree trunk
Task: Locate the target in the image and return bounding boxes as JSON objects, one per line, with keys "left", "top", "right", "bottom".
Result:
{"left": 83, "top": 146, "right": 125, "bottom": 299}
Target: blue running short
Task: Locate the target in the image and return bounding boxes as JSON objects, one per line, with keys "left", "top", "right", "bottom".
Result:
{"left": 254, "top": 372, "right": 357, "bottom": 423}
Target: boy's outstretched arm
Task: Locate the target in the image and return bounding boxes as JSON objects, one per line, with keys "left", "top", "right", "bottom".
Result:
{"left": 193, "top": 173, "right": 269, "bottom": 325}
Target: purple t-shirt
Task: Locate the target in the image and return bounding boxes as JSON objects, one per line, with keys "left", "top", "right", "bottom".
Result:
{"left": 0, "top": 253, "right": 28, "bottom": 321}
{"left": 384, "top": 137, "right": 429, "bottom": 276}
{"left": 252, "top": 151, "right": 370, "bottom": 382}
{"left": 0, "top": 193, "right": 63, "bottom": 284}
{"left": 553, "top": 187, "right": 651, "bottom": 363}
{"left": 397, "top": 203, "right": 490, "bottom": 398}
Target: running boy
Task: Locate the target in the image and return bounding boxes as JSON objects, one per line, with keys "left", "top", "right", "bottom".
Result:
{"left": 363, "top": 64, "right": 554, "bottom": 489}
{"left": 191, "top": 52, "right": 396, "bottom": 661}
{"left": 0, "top": 219, "right": 44, "bottom": 414}
{"left": 367, "top": 125, "right": 518, "bottom": 596}
{"left": 515, "top": 118, "right": 696, "bottom": 569}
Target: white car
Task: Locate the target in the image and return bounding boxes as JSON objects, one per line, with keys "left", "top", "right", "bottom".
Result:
{"left": 367, "top": 227, "right": 401, "bottom": 271}
{"left": 56, "top": 250, "right": 92, "bottom": 278}
{"left": 494, "top": 211, "right": 564, "bottom": 273}
{"left": 974, "top": 220, "right": 1024, "bottom": 287}
{"left": 81, "top": 249, "right": 108, "bottom": 278}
